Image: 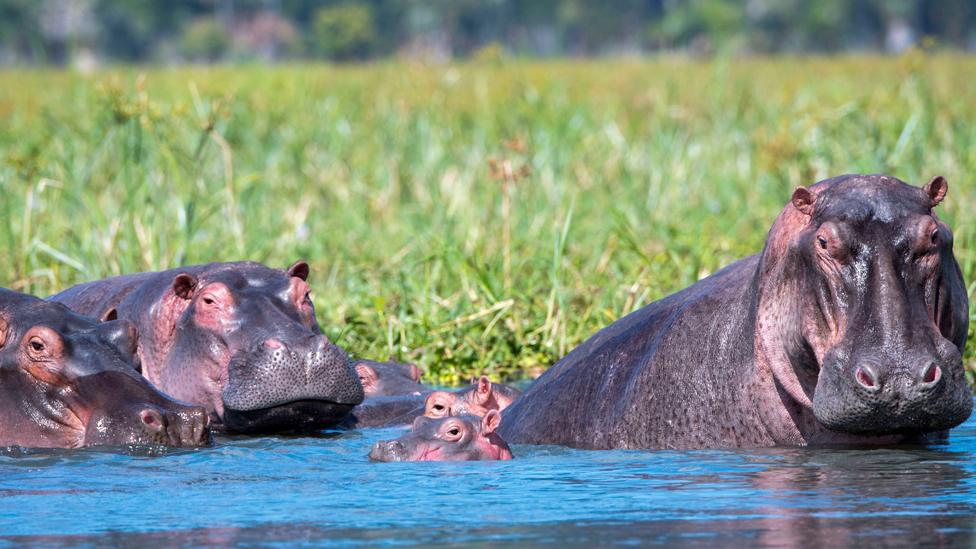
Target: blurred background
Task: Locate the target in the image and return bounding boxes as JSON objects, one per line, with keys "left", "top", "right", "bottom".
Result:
{"left": 2, "top": 0, "right": 976, "bottom": 66}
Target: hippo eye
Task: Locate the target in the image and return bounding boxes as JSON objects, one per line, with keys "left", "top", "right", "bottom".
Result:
{"left": 930, "top": 229, "right": 939, "bottom": 245}
{"left": 304, "top": 291, "right": 312, "bottom": 302}
{"left": 29, "top": 339, "right": 44, "bottom": 352}
{"left": 202, "top": 296, "right": 215, "bottom": 306}
{"left": 448, "top": 427, "right": 460, "bottom": 436}
{"left": 817, "top": 236, "right": 828, "bottom": 250}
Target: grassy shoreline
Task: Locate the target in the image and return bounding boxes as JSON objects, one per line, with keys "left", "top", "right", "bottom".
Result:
{"left": 2, "top": 54, "right": 975, "bottom": 384}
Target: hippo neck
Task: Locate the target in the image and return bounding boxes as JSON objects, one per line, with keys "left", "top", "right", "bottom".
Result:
{"left": 750, "top": 234, "right": 824, "bottom": 445}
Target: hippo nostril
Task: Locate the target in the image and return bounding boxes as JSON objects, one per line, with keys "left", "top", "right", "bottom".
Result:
{"left": 919, "top": 363, "right": 941, "bottom": 387}
{"left": 855, "top": 366, "right": 879, "bottom": 391}
{"left": 264, "top": 338, "right": 283, "bottom": 350}
{"left": 140, "top": 408, "right": 165, "bottom": 433}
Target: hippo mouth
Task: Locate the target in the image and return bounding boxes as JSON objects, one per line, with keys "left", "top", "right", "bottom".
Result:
{"left": 221, "top": 399, "right": 358, "bottom": 433}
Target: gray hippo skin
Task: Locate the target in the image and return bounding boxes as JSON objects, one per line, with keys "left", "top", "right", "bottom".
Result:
{"left": 0, "top": 289, "right": 210, "bottom": 448}
{"left": 369, "top": 410, "right": 513, "bottom": 462}
{"left": 500, "top": 174, "right": 971, "bottom": 449}
{"left": 49, "top": 261, "right": 364, "bottom": 434}
{"left": 355, "top": 359, "right": 425, "bottom": 397}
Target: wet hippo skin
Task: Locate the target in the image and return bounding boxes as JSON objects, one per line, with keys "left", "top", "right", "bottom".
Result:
{"left": 343, "top": 375, "right": 522, "bottom": 428}
{"left": 0, "top": 289, "right": 211, "bottom": 449}
{"left": 501, "top": 174, "right": 972, "bottom": 449}
{"left": 49, "top": 261, "right": 364, "bottom": 434}
{"left": 369, "top": 410, "right": 513, "bottom": 462}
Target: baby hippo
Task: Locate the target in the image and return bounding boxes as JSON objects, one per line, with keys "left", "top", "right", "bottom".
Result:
{"left": 355, "top": 359, "right": 425, "bottom": 397}
{"left": 369, "top": 410, "right": 512, "bottom": 462}
{"left": 424, "top": 376, "right": 521, "bottom": 419}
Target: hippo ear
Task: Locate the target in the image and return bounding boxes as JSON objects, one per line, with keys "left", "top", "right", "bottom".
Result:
{"left": 0, "top": 315, "right": 7, "bottom": 349}
{"left": 791, "top": 187, "right": 816, "bottom": 216}
{"left": 101, "top": 308, "right": 118, "bottom": 322}
{"left": 474, "top": 375, "right": 492, "bottom": 404}
{"left": 355, "top": 362, "right": 377, "bottom": 392}
{"left": 287, "top": 261, "right": 310, "bottom": 281}
{"left": 98, "top": 320, "right": 140, "bottom": 364}
{"left": 172, "top": 273, "right": 197, "bottom": 300}
{"left": 481, "top": 409, "right": 502, "bottom": 435}
{"left": 923, "top": 176, "right": 948, "bottom": 208}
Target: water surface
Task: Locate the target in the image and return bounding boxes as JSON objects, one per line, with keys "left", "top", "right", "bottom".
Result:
{"left": 3, "top": 402, "right": 976, "bottom": 547}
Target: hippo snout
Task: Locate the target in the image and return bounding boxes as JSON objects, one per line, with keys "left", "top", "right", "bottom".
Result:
{"left": 369, "top": 440, "right": 407, "bottom": 462}
{"left": 138, "top": 405, "right": 211, "bottom": 447}
{"left": 219, "top": 335, "right": 364, "bottom": 433}
{"left": 814, "top": 350, "right": 972, "bottom": 435}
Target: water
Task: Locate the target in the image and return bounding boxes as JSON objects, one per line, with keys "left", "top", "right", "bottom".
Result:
{"left": 3, "top": 404, "right": 976, "bottom": 547}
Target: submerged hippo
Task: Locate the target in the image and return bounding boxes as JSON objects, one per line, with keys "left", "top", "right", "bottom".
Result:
{"left": 369, "top": 410, "right": 513, "bottom": 462}
{"left": 501, "top": 174, "right": 971, "bottom": 449}
{"left": 345, "top": 375, "right": 522, "bottom": 428}
{"left": 424, "top": 376, "right": 522, "bottom": 419}
{"left": 49, "top": 261, "right": 364, "bottom": 433}
{"left": 355, "top": 359, "right": 425, "bottom": 397}
{"left": 0, "top": 289, "right": 210, "bottom": 449}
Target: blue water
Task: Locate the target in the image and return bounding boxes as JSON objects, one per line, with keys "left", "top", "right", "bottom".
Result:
{"left": 3, "top": 403, "right": 976, "bottom": 547}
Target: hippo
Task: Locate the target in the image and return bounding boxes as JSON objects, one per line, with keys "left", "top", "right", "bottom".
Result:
{"left": 369, "top": 410, "right": 513, "bottom": 462}
{"left": 355, "top": 359, "right": 425, "bottom": 397}
{"left": 49, "top": 261, "right": 364, "bottom": 434}
{"left": 344, "top": 375, "right": 522, "bottom": 428}
{"left": 501, "top": 175, "right": 971, "bottom": 449}
{"left": 0, "top": 289, "right": 210, "bottom": 449}
{"left": 424, "top": 376, "right": 522, "bottom": 419}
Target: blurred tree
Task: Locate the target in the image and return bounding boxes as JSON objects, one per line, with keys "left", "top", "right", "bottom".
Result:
{"left": 179, "top": 16, "right": 231, "bottom": 62}
{"left": 308, "top": 2, "right": 378, "bottom": 60}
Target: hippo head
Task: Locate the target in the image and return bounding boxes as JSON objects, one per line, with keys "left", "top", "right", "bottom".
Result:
{"left": 0, "top": 292, "right": 210, "bottom": 448}
{"left": 133, "top": 261, "right": 363, "bottom": 433}
{"left": 368, "top": 410, "right": 513, "bottom": 462}
{"left": 423, "top": 376, "right": 521, "bottom": 419}
{"left": 355, "top": 359, "right": 425, "bottom": 397}
{"left": 761, "top": 174, "right": 971, "bottom": 437}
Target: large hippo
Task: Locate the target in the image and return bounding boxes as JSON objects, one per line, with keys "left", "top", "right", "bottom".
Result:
{"left": 0, "top": 289, "right": 210, "bottom": 448}
{"left": 49, "top": 261, "right": 364, "bottom": 433}
{"left": 369, "top": 410, "right": 513, "bottom": 462}
{"left": 501, "top": 174, "right": 972, "bottom": 449}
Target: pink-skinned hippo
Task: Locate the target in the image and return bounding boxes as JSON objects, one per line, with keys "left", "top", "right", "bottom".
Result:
{"left": 48, "top": 261, "right": 363, "bottom": 434}
{"left": 423, "top": 376, "right": 521, "bottom": 419}
{"left": 0, "top": 288, "right": 210, "bottom": 449}
{"left": 501, "top": 174, "right": 972, "bottom": 449}
{"left": 343, "top": 375, "right": 522, "bottom": 428}
{"left": 369, "top": 410, "right": 513, "bottom": 462}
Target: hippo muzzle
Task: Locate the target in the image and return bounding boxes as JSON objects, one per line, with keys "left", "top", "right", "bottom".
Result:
{"left": 812, "top": 342, "right": 973, "bottom": 436}
{"left": 220, "top": 334, "right": 364, "bottom": 432}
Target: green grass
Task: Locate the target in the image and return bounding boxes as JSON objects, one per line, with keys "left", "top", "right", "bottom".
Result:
{"left": 2, "top": 54, "right": 976, "bottom": 385}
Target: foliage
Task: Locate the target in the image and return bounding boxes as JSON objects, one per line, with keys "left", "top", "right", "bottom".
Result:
{"left": 309, "top": 3, "right": 377, "bottom": 61}
{"left": 2, "top": 0, "right": 976, "bottom": 63}
{"left": 1, "top": 55, "right": 976, "bottom": 386}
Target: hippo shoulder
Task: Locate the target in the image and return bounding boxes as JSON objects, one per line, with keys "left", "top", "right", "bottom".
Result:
{"left": 501, "top": 256, "right": 762, "bottom": 449}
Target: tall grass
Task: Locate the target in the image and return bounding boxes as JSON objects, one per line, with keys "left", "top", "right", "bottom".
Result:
{"left": 2, "top": 54, "right": 975, "bottom": 384}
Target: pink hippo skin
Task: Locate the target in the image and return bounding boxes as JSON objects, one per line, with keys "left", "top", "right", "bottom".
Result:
{"left": 369, "top": 410, "right": 513, "bottom": 462}
{"left": 501, "top": 174, "right": 971, "bottom": 449}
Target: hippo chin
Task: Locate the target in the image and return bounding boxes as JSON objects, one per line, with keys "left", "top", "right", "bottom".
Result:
{"left": 0, "top": 289, "right": 210, "bottom": 449}
{"left": 49, "top": 261, "right": 364, "bottom": 434}
{"left": 369, "top": 410, "right": 513, "bottom": 462}
{"left": 501, "top": 174, "right": 972, "bottom": 449}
